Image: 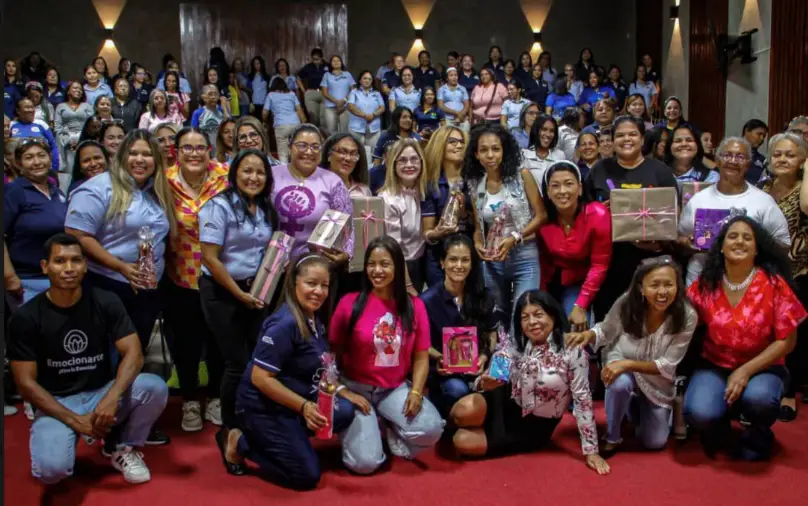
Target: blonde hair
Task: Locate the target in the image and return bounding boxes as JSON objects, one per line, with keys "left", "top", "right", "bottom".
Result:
{"left": 423, "top": 125, "right": 469, "bottom": 190}
{"left": 380, "top": 138, "right": 427, "bottom": 199}
{"left": 106, "top": 130, "right": 176, "bottom": 235}
{"left": 234, "top": 116, "right": 272, "bottom": 158}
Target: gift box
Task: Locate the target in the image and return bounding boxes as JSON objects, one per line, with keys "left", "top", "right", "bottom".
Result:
{"left": 349, "top": 196, "right": 386, "bottom": 273}
{"left": 681, "top": 181, "right": 714, "bottom": 208}
{"left": 693, "top": 208, "right": 731, "bottom": 251}
{"left": 442, "top": 327, "right": 479, "bottom": 374}
{"left": 315, "top": 353, "right": 340, "bottom": 440}
{"left": 484, "top": 205, "right": 511, "bottom": 258}
{"left": 488, "top": 325, "right": 515, "bottom": 382}
{"left": 439, "top": 184, "right": 464, "bottom": 230}
{"left": 308, "top": 209, "right": 351, "bottom": 253}
{"left": 137, "top": 226, "right": 158, "bottom": 289}
{"left": 249, "top": 232, "right": 294, "bottom": 303}
{"left": 610, "top": 188, "right": 679, "bottom": 242}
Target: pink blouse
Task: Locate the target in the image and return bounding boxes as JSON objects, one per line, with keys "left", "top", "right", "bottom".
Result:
{"left": 378, "top": 188, "right": 425, "bottom": 261}
{"left": 470, "top": 83, "right": 509, "bottom": 121}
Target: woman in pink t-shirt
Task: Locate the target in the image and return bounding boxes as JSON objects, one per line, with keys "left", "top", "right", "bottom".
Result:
{"left": 470, "top": 68, "right": 508, "bottom": 126}
{"left": 329, "top": 236, "right": 444, "bottom": 474}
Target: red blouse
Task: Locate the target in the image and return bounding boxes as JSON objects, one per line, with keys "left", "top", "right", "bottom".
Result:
{"left": 538, "top": 202, "right": 612, "bottom": 310}
{"left": 687, "top": 271, "right": 806, "bottom": 370}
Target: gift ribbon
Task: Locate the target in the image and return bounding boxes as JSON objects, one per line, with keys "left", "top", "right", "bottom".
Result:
{"left": 683, "top": 182, "right": 701, "bottom": 202}
{"left": 611, "top": 189, "right": 676, "bottom": 240}
{"left": 313, "top": 213, "right": 349, "bottom": 249}
{"left": 356, "top": 200, "right": 383, "bottom": 250}
{"left": 258, "top": 236, "right": 293, "bottom": 300}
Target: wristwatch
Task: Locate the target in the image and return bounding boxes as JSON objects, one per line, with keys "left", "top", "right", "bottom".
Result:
{"left": 510, "top": 231, "right": 523, "bottom": 245}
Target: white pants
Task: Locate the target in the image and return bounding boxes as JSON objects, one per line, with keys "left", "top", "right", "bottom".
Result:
{"left": 304, "top": 89, "right": 324, "bottom": 127}
{"left": 323, "top": 107, "right": 349, "bottom": 135}
{"left": 274, "top": 124, "right": 298, "bottom": 163}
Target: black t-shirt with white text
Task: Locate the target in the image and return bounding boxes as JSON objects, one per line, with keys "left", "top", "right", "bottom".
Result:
{"left": 7, "top": 287, "right": 135, "bottom": 397}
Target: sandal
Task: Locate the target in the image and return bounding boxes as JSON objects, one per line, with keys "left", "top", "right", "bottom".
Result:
{"left": 779, "top": 405, "right": 797, "bottom": 422}
{"left": 215, "top": 428, "right": 246, "bottom": 476}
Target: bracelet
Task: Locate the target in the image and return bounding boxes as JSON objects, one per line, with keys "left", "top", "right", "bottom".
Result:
{"left": 300, "top": 400, "right": 311, "bottom": 414}
{"left": 510, "top": 231, "right": 523, "bottom": 245}
{"left": 335, "top": 385, "right": 346, "bottom": 395}
{"left": 409, "top": 389, "right": 423, "bottom": 399}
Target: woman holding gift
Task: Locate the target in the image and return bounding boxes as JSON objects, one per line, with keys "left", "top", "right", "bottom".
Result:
{"left": 421, "top": 234, "right": 498, "bottom": 417}
{"left": 451, "top": 290, "right": 610, "bottom": 474}
{"left": 539, "top": 161, "right": 611, "bottom": 329}
{"left": 464, "top": 123, "right": 545, "bottom": 328}
{"left": 422, "top": 125, "right": 471, "bottom": 287}
{"left": 163, "top": 127, "right": 228, "bottom": 432}
{"left": 685, "top": 216, "right": 806, "bottom": 460}
{"left": 329, "top": 236, "right": 444, "bottom": 475}
{"left": 567, "top": 256, "right": 696, "bottom": 455}
{"left": 200, "top": 149, "right": 279, "bottom": 471}
{"left": 664, "top": 124, "right": 718, "bottom": 183}
{"left": 228, "top": 254, "right": 365, "bottom": 487}
{"left": 758, "top": 133, "right": 808, "bottom": 421}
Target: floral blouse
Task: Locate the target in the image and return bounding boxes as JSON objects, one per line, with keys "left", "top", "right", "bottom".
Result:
{"left": 687, "top": 271, "right": 807, "bottom": 370}
{"left": 511, "top": 341, "right": 598, "bottom": 455}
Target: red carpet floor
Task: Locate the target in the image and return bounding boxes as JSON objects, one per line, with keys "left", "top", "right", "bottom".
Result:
{"left": 4, "top": 398, "right": 807, "bottom": 506}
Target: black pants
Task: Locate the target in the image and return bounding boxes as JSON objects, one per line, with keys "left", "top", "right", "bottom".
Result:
{"left": 162, "top": 279, "right": 223, "bottom": 401}
{"left": 199, "top": 276, "right": 267, "bottom": 429}
{"left": 786, "top": 275, "right": 808, "bottom": 397}
{"left": 86, "top": 272, "right": 163, "bottom": 351}
{"left": 407, "top": 256, "right": 427, "bottom": 294}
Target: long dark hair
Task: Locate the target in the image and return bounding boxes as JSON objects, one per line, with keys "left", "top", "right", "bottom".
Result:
{"left": 541, "top": 161, "right": 591, "bottom": 223}
{"left": 283, "top": 253, "right": 332, "bottom": 340}
{"left": 78, "top": 115, "right": 103, "bottom": 143}
{"left": 512, "top": 290, "right": 566, "bottom": 351}
{"left": 388, "top": 106, "right": 413, "bottom": 136}
{"left": 222, "top": 148, "right": 278, "bottom": 229}
{"left": 321, "top": 132, "right": 369, "bottom": 186}
{"left": 698, "top": 215, "right": 794, "bottom": 294}
{"left": 70, "top": 140, "right": 108, "bottom": 187}
{"left": 642, "top": 126, "right": 668, "bottom": 158}
{"left": 248, "top": 56, "right": 270, "bottom": 82}
{"left": 462, "top": 123, "right": 523, "bottom": 183}
{"left": 664, "top": 124, "right": 709, "bottom": 176}
{"left": 620, "top": 256, "right": 688, "bottom": 338}
{"left": 529, "top": 115, "right": 559, "bottom": 150}
{"left": 348, "top": 236, "right": 414, "bottom": 335}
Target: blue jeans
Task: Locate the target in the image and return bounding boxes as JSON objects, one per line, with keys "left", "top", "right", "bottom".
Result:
{"left": 340, "top": 380, "right": 445, "bottom": 475}
{"left": 605, "top": 373, "right": 671, "bottom": 449}
{"left": 554, "top": 283, "right": 593, "bottom": 327}
{"left": 483, "top": 241, "right": 540, "bottom": 329}
{"left": 29, "top": 373, "right": 168, "bottom": 484}
{"left": 427, "top": 375, "right": 470, "bottom": 418}
{"left": 684, "top": 365, "right": 784, "bottom": 460}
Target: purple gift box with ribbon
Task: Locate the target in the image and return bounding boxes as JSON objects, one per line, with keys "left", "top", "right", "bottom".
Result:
{"left": 610, "top": 188, "right": 679, "bottom": 242}
{"left": 694, "top": 208, "right": 731, "bottom": 251}
{"left": 349, "top": 196, "right": 386, "bottom": 273}
{"left": 249, "top": 232, "right": 294, "bottom": 303}
{"left": 308, "top": 209, "right": 351, "bottom": 253}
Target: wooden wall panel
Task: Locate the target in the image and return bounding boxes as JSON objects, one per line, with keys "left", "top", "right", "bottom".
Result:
{"left": 635, "top": 0, "right": 662, "bottom": 73}
{"left": 768, "top": 0, "right": 808, "bottom": 132}
{"left": 179, "top": 2, "right": 348, "bottom": 95}
{"left": 688, "top": 0, "right": 728, "bottom": 137}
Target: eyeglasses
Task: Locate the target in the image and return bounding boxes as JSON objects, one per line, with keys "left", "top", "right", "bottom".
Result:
{"left": 719, "top": 153, "right": 749, "bottom": 163}
{"left": 17, "top": 137, "right": 49, "bottom": 149}
{"left": 332, "top": 148, "right": 361, "bottom": 160}
{"left": 237, "top": 131, "right": 261, "bottom": 143}
{"left": 101, "top": 119, "right": 124, "bottom": 126}
{"left": 396, "top": 155, "right": 421, "bottom": 166}
{"left": 179, "top": 145, "right": 209, "bottom": 155}
{"left": 446, "top": 138, "right": 466, "bottom": 147}
{"left": 292, "top": 141, "right": 322, "bottom": 153}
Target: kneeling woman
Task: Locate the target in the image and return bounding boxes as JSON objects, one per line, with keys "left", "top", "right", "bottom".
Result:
{"left": 329, "top": 236, "right": 445, "bottom": 475}
{"left": 228, "top": 255, "right": 364, "bottom": 489}
{"left": 567, "top": 256, "right": 696, "bottom": 455}
{"left": 451, "top": 290, "right": 610, "bottom": 475}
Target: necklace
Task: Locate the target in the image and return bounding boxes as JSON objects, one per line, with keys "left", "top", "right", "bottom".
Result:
{"left": 178, "top": 169, "right": 207, "bottom": 193}
{"left": 288, "top": 164, "right": 309, "bottom": 186}
{"left": 723, "top": 267, "right": 757, "bottom": 292}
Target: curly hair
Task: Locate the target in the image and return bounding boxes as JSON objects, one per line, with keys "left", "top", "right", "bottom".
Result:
{"left": 698, "top": 215, "right": 794, "bottom": 294}
{"left": 512, "top": 290, "right": 567, "bottom": 352}
{"left": 620, "top": 256, "right": 688, "bottom": 338}
{"left": 461, "top": 123, "right": 523, "bottom": 183}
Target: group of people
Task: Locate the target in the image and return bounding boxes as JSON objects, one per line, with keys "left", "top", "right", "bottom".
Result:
{"left": 4, "top": 43, "right": 808, "bottom": 491}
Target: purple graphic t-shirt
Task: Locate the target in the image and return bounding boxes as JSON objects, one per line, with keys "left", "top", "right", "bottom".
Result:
{"left": 270, "top": 164, "right": 354, "bottom": 258}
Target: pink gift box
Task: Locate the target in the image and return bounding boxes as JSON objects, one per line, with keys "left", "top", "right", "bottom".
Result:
{"left": 442, "top": 327, "right": 479, "bottom": 374}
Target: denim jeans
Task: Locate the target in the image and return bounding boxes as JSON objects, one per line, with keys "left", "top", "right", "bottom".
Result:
{"left": 553, "top": 282, "right": 593, "bottom": 326}
{"left": 684, "top": 365, "right": 785, "bottom": 460}
{"left": 29, "top": 373, "right": 168, "bottom": 484}
{"left": 605, "top": 373, "right": 671, "bottom": 449}
{"left": 482, "top": 241, "right": 540, "bottom": 329}
{"left": 427, "top": 375, "right": 471, "bottom": 418}
{"left": 340, "top": 380, "right": 444, "bottom": 475}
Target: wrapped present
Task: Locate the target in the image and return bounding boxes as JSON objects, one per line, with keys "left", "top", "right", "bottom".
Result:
{"left": 439, "top": 183, "right": 464, "bottom": 230}
{"left": 488, "top": 325, "right": 515, "bottom": 382}
{"left": 610, "top": 188, "right": 679, "bottom": 242}
{"left": 681, "top": 181, "right": 714, "bottom": 208}
{"left": 308, "top": 209, "right": 351, "bottom": 253}
{"left": 349, "top": 196, "right": 386, "bottom": 273}
{"left": 442, "top": 327, "right": 479, "bottom": 374}
{"left": 484, "top": 205, "right": 511, "bottom": 258}
{"left": 137, "top": 226, "right": 158, "bottom": 289}
{"left": 250, "top": 232, "right": 294, "bottom": 303}
{"left": 315, "top": 352, "right": 340, "bottom": 440}
{"left": 693, "top": 208, "right": 733, "bottom": 250}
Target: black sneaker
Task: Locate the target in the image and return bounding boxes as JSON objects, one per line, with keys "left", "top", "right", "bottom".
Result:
{"left": 146, "top": 428, "right": 171, "bottom": 446}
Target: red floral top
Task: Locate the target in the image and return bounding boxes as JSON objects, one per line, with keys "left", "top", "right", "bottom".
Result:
{"left": 687, "top": 271, "right": 806, "bottom": 370}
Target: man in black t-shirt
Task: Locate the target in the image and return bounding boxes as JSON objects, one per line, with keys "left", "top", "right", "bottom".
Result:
{"left": 8, "top": 234, "right": 168, "bottom": 485}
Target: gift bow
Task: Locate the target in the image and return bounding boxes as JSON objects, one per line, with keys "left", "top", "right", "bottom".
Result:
{"left": 611, "top": 189, "right": 676, "bottom": 240}
{"left": 258, "top": 236, "right": 293, "bottom": 300}
{"left": 357, "top": 201, "right": 384, "bottom": 250}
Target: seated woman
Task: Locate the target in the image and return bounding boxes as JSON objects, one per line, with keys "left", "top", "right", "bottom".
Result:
{"left": 229, "top": 254, "right": 362, "bottom": 489}
{"left": 450, "top": 290, "right": 610, "bottom": 475}
{"left": 329, "top": 236, "right": 444, "bottom": 475}
{"left": 567, "top": 256, "right": 696, "bottom": 455}
{"left": 685, "top": 216, "right": 806, "bottom": 461}
{"left": 421, "top": 234, "right": 497, "bottom": 417}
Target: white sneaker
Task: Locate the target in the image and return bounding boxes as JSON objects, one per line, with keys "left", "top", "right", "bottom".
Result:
{"left": 4, "top": 405, "right": 17, "bottom": 416}
{"left": 204, "top": 398, "right": 222, "bottom": 426}
{"left": 181, "top": 401, "right": 203, "bottom": 432}
{"left": 24, "top": 401, "right": 34, "bottom": 420}
{"left": 385, "top": 426, "right": 411, "bottom": 459}
{"left": 110, "top": 446, "right": 151, "bottom": 484}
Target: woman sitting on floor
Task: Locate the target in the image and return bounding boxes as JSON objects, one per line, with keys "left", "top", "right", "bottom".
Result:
{"left": 567, "top": 256, "right": 696, "bottom": 456}
{"left": 451, "top": 290, "right": 611, "bottom": 475}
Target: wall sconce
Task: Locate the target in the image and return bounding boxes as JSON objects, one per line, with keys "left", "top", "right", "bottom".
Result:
{"left": 533, "top": 32, "right": 542, "bottom": 44}
{"left": 414, "top": 29, "right": 424, "bottom": 43}
{"left": 669, "top": 5, "right": 679, "bottom": 19}
{"left": 104, "top": 29, "right": 115, "bottom": 49}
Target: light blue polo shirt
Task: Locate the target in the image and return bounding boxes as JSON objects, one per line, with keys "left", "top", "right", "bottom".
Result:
{"left": 199, "top": 192, "right": 273, "bottom": 281}
{"left": 501, "top": 98, "right": 529, "bottom": 129}
{"left": 320, "top": 71, "right": 356, "bottom": 108}
{"left": 389, "top": 86, "right": 421, "bottom": 112}
{"left": 629, "top": 81, "right": 657, "bottom": 110}
{"left": 270, "top": 75, "right": 298, "bottom": 91}
{"left": 251, "top": 74, "right": 269, "bottom": 106}
{"left": 65, "top": 172, "right": 170, "bottom": 284}
{"left": 437, "top": 84, "right": 469, "bottom": 120}
{"left": 347, "top": 89, "right": 385, "bottom": 134}
{"left": 263, "top": 92, "right": 302, "bottom": 127}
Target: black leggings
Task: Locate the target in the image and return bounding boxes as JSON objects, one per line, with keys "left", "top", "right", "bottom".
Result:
{"left": 162, "top": 279, "right": 223, "bottom": 401}
{"left": 199, "top": 276, "right": 267, "bottom": 429}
